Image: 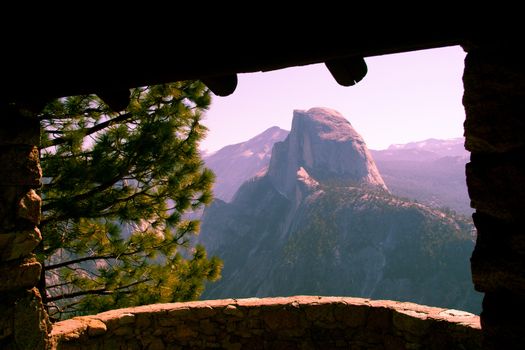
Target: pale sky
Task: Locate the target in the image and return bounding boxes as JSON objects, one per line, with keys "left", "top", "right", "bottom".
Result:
{"left": 201, "top": 45, "right": 466, "bottom": 153}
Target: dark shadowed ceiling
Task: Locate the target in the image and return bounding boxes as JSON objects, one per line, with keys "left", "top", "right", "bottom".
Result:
{"left": 1, "top": 22, "right": 511, "bottom": 109}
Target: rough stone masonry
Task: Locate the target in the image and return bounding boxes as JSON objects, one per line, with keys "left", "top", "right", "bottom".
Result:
{"left": 463, "top": 45, "right": 525, "bottom": 350}
{"left": 0, "top": 110, "right": 51, "bottom": 349}
{"left": 50, "top": 296, "right": 480, "bottom": 350}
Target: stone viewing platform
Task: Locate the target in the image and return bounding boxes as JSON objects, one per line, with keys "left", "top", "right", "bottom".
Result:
{"left": 50, "top": 296, "right": 480, "bottom": 349}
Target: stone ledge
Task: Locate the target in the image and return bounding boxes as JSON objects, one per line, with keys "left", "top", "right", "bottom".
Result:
{"left": 50, "top": 296, "right": 481, "bottom": 349}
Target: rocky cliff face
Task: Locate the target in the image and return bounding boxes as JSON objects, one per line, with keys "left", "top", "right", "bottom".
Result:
{"left": 199, "top": 108, "right": 481, "bottom": 313}
{"left": 206, "top": 125, "right": 470, "bottom": 214}
{"left": 267, "top": 108, "right": 387, "bottom": 200}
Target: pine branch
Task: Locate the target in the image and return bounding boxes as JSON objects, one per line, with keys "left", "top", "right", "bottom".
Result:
{"left": 46, "top": 279, "right": 150, "bottom": 302}
{"left": 41, "top": 151, "right": 94, "bottom": 160}
{"left": 45, "top": 254, "right": 117, "bottom": 270}
{"left": 40, "top": 112, "right": 134, "bottom": 150}
{"left": 46, "top": 287, "right": 111, "bottom": 302}
{"left": 47, "top": 281, "right": 74, "bottom": 289}
{"left": 41, "top": 209, "right": 122, "bottom": 227}
{"left": 42, "top": 141, "right": 143, "bottom": 216}
{"left": 45, "top": 234, "right": 182, "bottom": 271}
{"left": 42, "top": 189, "right": 154, "bottom": 225}
{"left": 44, "top": 130, "right": 66, "bottom": 134}
{"left": 48, "top": 300, "right": 80, "bottom": 313}
{"left": 38, "top": 107, "right": 107, "bottom": 121}
{"left": 114, "top": 279, "right": 152, "bottom": 291}
{"left": 42, "top": 171, "right": 131, "bottom": 212}
{"left": 63, "top": 265, "right": 102, "bottom": 278}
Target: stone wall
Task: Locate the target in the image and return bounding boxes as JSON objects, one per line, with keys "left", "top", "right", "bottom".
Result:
{"left": 0, "top": 110, "right": 50, "bottom": 349}
{"left": 50, "top": 296, "right": 480, "bottom": 350}
{"left": 463, "top": 46, "right": 525, "bottom": 349}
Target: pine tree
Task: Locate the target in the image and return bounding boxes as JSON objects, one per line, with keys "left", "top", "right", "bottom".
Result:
{"left": 37, "top": 81, "right": 222, "bottom": 320}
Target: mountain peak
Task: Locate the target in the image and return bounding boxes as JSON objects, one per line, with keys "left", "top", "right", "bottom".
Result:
{"left": 268, "top": 108, "right": 387, "bottom": 198}
{"left": 205, "top": 126, "right": 289, "bottom": 202}
{"left": 386, "top": 137, "right": 468, "bottom": 158}
{"left": 293, "top": 108, "right": 363, "bottom": 143}
{"left": 248, "top": 126, "right": 289, "bottom": 145}
{"left": 301, "top": 107, "right": 345, "bottom": 119}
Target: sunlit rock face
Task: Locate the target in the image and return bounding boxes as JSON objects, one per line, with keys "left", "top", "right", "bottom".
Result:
{"left": 267, "top": 107, "right": 387, "bottom": 200}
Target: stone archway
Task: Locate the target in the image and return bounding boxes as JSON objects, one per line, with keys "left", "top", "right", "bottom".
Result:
{"left": 1, "top": 41, "right": 524, "bottom": 350}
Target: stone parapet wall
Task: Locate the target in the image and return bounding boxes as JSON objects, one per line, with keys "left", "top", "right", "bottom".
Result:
{"left": 50, "top": 296, "right": 480, "bottom": 350}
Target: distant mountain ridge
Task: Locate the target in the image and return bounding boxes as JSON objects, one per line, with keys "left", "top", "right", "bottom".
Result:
{"left": 387, "top": 137, "right": 468, "bottom": 158}
{"left": 204, "top": 126, "right": 288, "bottom": 202}
{"left": 205, "top": 125, "right": 470, "bottom": 214}
{"left": 200, "top": 108, "right": 481, "bottom": 313}
{"left": 370, "top": 137, "right": 470, "bottom": 215}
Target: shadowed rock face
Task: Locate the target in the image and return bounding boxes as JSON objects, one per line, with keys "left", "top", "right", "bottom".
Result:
{"left": 267, "top": 107, "right": 387, "bottom": 199}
